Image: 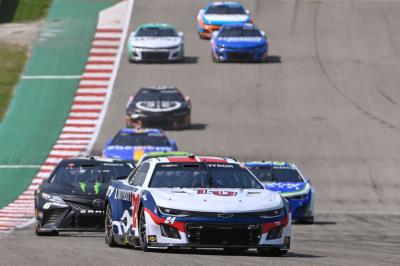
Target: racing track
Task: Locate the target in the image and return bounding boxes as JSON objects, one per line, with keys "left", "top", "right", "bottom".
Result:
{"left": 2, "top": 0, "right": 400, "bottom": 265}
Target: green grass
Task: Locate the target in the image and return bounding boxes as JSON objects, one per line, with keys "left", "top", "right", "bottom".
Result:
{"left": 0, "top": 0, "right": 52, "bottom": 23}
{"left": 0, "top": 44, "right": 28, "bottom": 120}
{"left": 13, "top": 0, "right": 52, "bottom": 22}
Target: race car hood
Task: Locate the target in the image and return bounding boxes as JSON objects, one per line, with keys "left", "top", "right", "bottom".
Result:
{"left": 134, "top": 100, "right": 183, "bottom": 112}
{"left": 130, "top": 36, "right": 182, "bottom": 49}
{"left": 103, "top": 145, "right": 173, "bottom": 161}
{"left": 149, "top": 188, "right": 283, "bottom": 212}
{"left": 202, "top": 14, "right": 250, "bottom": 25}
{"left": 264, "top": 182, "right": 310, "bottom": 195}
{"left": 40, "top": 182, "right": 108, "bottom": 198}
{"left": 214, "top": 36, "right": 266, "bottom": 49}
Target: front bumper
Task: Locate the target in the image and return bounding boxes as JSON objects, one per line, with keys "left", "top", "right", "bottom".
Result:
{"left": 128, "top": 46, "right": 183, "bottom": 62}
{"left": 285, "top": 192, "right": 314, "bottom": 221}
{"left": 212, "top": 46, "right": 268, "bottom": 62}
{"left": 36, "top": 199, "right": 105, "bottom": 232}
{"left": 142, "top": 208, "right": 291, "bottom": 250}
{"left": 126, "top": 113, "right": 190, "bottom": 129}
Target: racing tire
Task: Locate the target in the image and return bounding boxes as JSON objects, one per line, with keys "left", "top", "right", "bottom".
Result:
{"left": 257, "top": 248, "right": 288, "bottom": 257}
{"left": 105, "top": 204, "right": 118, "bottom": 247}
{"left": 300, "top": 216, "right": 314, "bottom": 224}
{"left": 139, "top": 208, "right": 149, "bottom": 252}
{"left": 211, "top": 52, "right": 220, "bottom": 63}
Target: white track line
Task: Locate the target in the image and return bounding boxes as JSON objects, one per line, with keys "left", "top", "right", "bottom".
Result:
{"left": 86, "top": 0, "right": 135, "bottom": 154}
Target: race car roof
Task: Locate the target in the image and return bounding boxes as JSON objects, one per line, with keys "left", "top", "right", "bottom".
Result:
{"left": 119, "top": 128, "right": 163, "bottom": 134}
{"left": 244, "top": 161, "right": 294, "bottom": 169}
{"left": 137, "top": 23, "right": 176, "bottom": 30}
{"left": 153, "top": 156, "right": 237, "bottom": 164}
{"left": 59, "top": 156, "right": 134, "bottom": 166}
{"left": 207, "top": 2, "right": 243, "bottom": 8}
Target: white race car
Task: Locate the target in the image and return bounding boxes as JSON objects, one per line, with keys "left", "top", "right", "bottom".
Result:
{"left": 127, "top": 23, "right": 184, "bottom": 62}
{"left": 105, "top": 155, "right": 292, "bottom": 256}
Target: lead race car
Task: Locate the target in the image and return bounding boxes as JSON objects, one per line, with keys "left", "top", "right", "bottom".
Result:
{"left": 104, "top": 155, "right": 291, "bottom": 256}
{"left": 211, "top": 23, "right": 268, "bottom": 62}
{"left": 245, "top": 161, "right": 315, "bottom": 224}
{"left": 197, "top": 1, "right": 252, "bottom": 39}
{"left": 127, "top": 23, "right": 184, "bottom": 62}
{"left": 34, "top": 157, "right": 134, "bottom": 235}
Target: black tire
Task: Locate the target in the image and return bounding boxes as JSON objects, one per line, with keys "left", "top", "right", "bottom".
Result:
{"left": 212, "top": 52, "right": 220, "bottom": 63}
{"left": 257, "top": 248, "right": 288, "bottom": 257}
{"left": 297, "top": 216, "right": 314, "bottom": 224}
{"left": 105, "top": 204, "right": 118, "bottom": 247}
{"left": 138, "top": 208, "right": 149, "bottom": 251}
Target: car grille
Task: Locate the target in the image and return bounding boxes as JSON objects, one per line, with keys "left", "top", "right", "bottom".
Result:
{"left": 43, "top": 209, "right": 65, "bottom": 225}
{"left": 227, "top": 52, "right": 253, "bottom": 60}
{"left": 142, "top": 52, "right": 169, "bottom": 61}
{"left": 186, "top": 223, "right": 261, "bottom": 246}
{"left": 65, "top": 201, "right": 91, "bottom": 210}
{"left": 62, "top": 213, "right": 104, "bottom": 229}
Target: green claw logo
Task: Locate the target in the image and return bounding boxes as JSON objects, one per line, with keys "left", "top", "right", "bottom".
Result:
{"left": 79, "top": 182, "right": 86, "bottom": 192}
{"left": 94, "top": 182, "right": 101, "bottom": 195}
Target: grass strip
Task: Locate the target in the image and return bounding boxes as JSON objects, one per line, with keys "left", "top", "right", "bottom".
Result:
{"left": 0, "top": 43, "right": 28, "bottom": 120}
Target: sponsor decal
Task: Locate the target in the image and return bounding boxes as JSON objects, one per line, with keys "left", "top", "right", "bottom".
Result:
{"left": 197, "top": 189, "right": 238, "bottom": 196}
{"left": 136, "top": 101, "right": 182, "bottom": 112}
{"left": 94, "top": 181, "right": 101, "bottom": 195}
{"left": 267, "top": 183, "right": 303, "bottom": 190}
{"left": 218, "top": 37, "right": 263, "bottom": 42}
{"left": 79, "top": 182, "right": 87, "bottom": 192}
{"left": 114, "top": 188, "right": 133, "bottom": 201}
{"left": 206, "top": 163, "right": 234, "bottom": 168}
{"left": 79, "top": 209, "right": 104, "bottom": 214}
{"left": 217, "top": 213, "right": 233, "bottom": 218}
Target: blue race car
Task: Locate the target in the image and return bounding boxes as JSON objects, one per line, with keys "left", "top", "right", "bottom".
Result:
{"left": 245, "top": 161, "right": 315, "bottom": 224}
{"left": 197, "top": 2, "right": 252, "bottom": 39}
{"left": 211, "top": 23, "right": 268, "bottom": 62}
{"left": 102, "top": 128, "right": 178, "bottom": 162}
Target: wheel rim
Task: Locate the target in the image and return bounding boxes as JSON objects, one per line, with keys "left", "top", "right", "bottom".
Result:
{"left": 105, "top": 206, "right": 113, "bottom": 240}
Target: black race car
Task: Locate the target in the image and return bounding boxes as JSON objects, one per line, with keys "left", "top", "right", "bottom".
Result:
{"left": 34, "top": 157, "right": 134, "bottom": 235}
{"left": 126, "top": 86, "right": 191, "bottom": 129}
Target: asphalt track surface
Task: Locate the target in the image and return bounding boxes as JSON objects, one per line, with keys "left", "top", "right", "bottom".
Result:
{"left": 2, "top": 0, "right": 400, "bottom": 265}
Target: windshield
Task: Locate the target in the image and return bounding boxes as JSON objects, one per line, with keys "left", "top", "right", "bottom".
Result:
{"left": 111, "top": 132, "right": 170, "bottom": 147}
{"left": 205, "top": 5, "right": 246, "bottom": 15}
{"left": 136, "top": 27, "right": 178, "bottom": 37}
{"left": 219, "top": 28, "right": 261, "bottom": 37}
{"left": 134, "top": 89, "right": 184, "bottom": 102}
{"left": 149, "top": 163, "right": 263, "bottom": 189}
{"left": 50, "top": 162, "right": 133, "bottom": 185}
{"left": 248, "top": 167, "right": 303, "bottom": 183}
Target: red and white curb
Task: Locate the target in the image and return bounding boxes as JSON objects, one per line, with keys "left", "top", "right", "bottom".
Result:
{"left": 0, "top": 0, "right": 134, "bottom": 233}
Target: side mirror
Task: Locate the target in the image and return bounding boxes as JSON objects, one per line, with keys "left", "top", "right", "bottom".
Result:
{"left": 178, "top": 31, "right": 184, "bottom": 38}
{"left": 306, "top": 178, "right": 311, "bottom": 185}
{"left": 260, "top": 31, "right": 266, "bottom": 37}
{"left": 246, "top": 9, "right": 250, "bottom": 15}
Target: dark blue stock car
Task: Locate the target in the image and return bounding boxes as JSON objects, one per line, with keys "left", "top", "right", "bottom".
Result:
{"left": 245, "top": 161, "right": 315, "bottom": 224}
{"left": 211, "top": 23, "right": 268, "bottom": 62}
{"left": 102, "top": 128, "right": 178, "bottom": 163}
